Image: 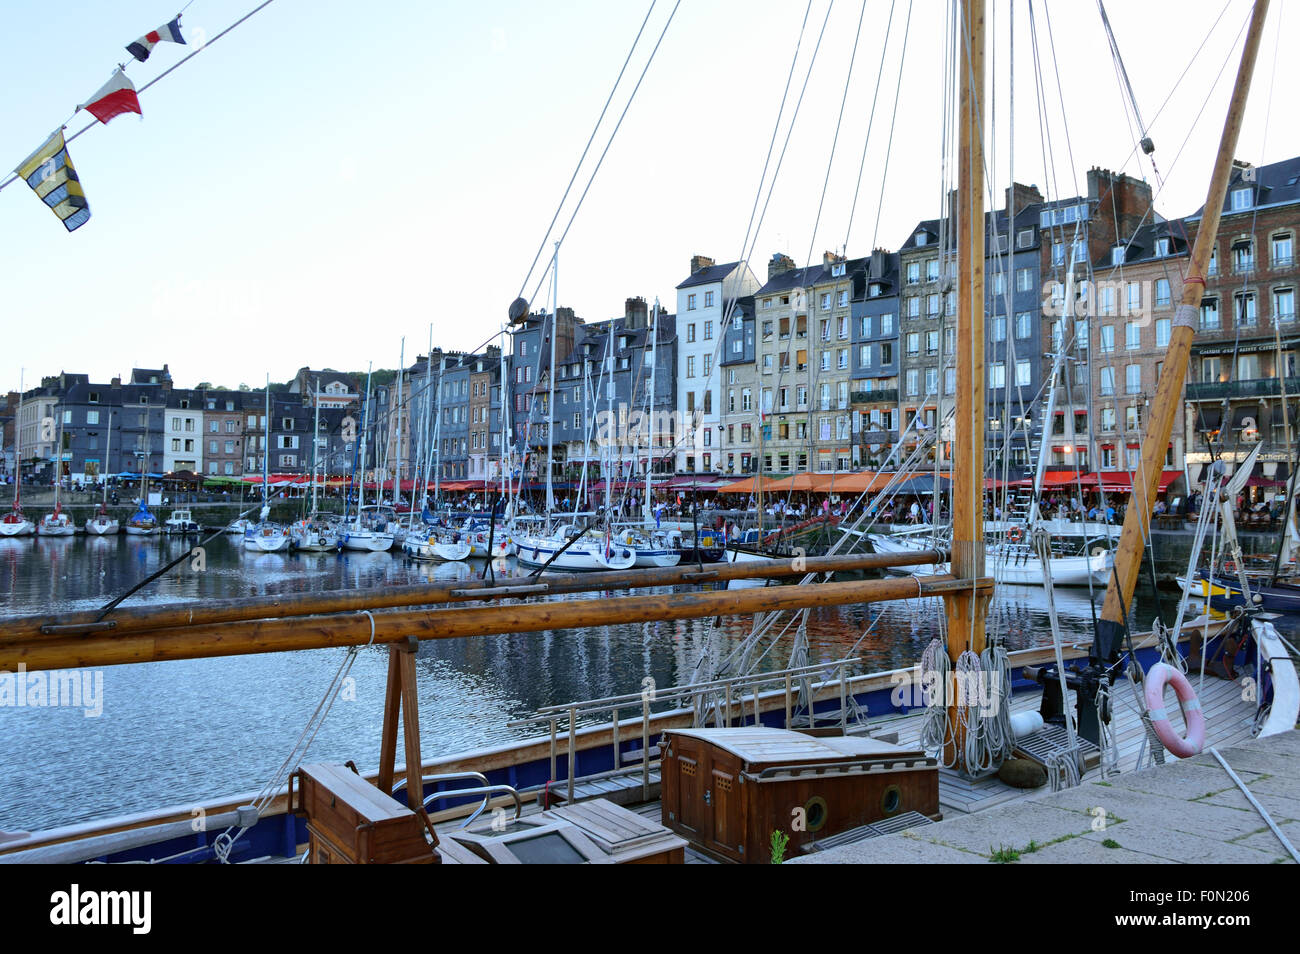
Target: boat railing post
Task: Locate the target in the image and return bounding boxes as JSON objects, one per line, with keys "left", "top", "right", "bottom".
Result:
{"left": 567, "top": 706, "right": 577, "bottom": 804}
{"left": 752, "top": 683, "right": 760, "bottom": 728}
{"left": 611, "top": 707, "right": 620, "bottom": 775}
{"left": 641, "top": 696, "right": 650, "bottom": 800}
{"left": 549, "top": 718, "right": 557, "bottom": 791}
{"left": 840, "top": 665, "right": 848, "bottom": 729}
{"left": 784, "top": 673, "right": 793, "bottom": 729}
{"left": 723, "top": 682, "right": 732, "bottom": 728}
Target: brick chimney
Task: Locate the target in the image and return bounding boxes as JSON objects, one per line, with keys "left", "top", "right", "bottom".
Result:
{"left": 624, "top": 296, "right": 648, "bottom": 329}
{"left": 1088, "top": 168, "right": 1153, "bottom": 253}
{"left": 768, "top": 253, "right": 795, "bottom": 281}
{"left": 1004, "top": 181, "right": 1043, "bottom": 214}
{"left": 690, "top": 254, "right": 715, "bottom": 274}
{"left": 823, "top": 250, "right": 842, "bottom": 268}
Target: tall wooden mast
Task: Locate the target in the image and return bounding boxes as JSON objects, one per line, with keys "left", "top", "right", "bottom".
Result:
{"left": 1085, "top": 0, "right": 1270, "bottom": 738}
{"left": 943, "top": 0, "right": 988, "bottom": 769}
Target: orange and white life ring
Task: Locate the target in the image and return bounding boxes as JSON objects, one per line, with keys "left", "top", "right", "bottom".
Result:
{"left": 1144, "top": 662, "right": 1205, "bottom": 758}
{"left": 1007, "top": 527, "right": 1023, "bottom": 543}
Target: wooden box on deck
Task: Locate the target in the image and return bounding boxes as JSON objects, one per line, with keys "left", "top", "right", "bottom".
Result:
{"left": 660, "top": 727, "right": 938, "bottom": 863}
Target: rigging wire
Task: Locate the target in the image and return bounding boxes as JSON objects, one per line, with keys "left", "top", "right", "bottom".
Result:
{"left": 522, "top": 1, "right": 682, "bottom": 312}
{"left": 1, "top": 0, "right": 279, "bottom": 195}
{"left": 512, "top": 0, "right": 659, "bottom": 306}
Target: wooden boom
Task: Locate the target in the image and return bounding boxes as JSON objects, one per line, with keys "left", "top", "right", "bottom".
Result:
{"left": 0, "top": 573, "right": 990, "bottom": 673}
{"left": 0, "top": 550, "right": 946, "bottom": 642}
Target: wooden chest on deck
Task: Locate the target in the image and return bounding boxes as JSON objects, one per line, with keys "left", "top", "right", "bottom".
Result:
{"left": 660, "top": 728, "right": 938, "bottom": 863}
{"left": 292, "top": 763, "right": 438, "bottom": 865}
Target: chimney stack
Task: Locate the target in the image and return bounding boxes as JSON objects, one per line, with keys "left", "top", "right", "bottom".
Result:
{"left": 690, "top": 254, "right": 715, "bottom": 274}
{"left": 624, "top": 296, "right": 648, "bottom": 329}
{"left": 768, "top": 253, "right": 795, "bottom": 281}
{"left": 1003, "top": 181, "right": 1043, "bottom": 214}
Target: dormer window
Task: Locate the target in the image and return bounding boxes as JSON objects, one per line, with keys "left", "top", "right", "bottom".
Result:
{"left": 1154, "top": 237, "right": 1170, "bottom": 257}
{"left": 915, "top": 231, "right": 929, "bottom": 246}
{"left": 831, "top": 262, "right": 846, "bottom": 277}
{"left": 1230, "top": 187, "right": 1252, "bottom": 211}
{"left": 869, "top": 282, "right": 883, "bottom": 297}
{"left": 1016, "top": 229, "right": 1033, "bottom": 249}
{"left": 1110, "top": 245, "right": 1125, "bottom": 266}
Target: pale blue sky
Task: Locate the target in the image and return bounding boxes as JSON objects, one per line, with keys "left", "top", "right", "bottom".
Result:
{"left": 3, "top": 0, "right": 1296, "bottom": 392}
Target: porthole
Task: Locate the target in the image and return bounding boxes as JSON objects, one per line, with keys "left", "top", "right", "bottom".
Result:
{"left": 803, "top": 795, "right": 828, "bottom": 832}
{"left": 882, "top": 784, "right": 902, "bottom": 816}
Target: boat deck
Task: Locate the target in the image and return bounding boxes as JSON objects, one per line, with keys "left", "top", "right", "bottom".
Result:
{"left": 424, "top": 669, "right": 1260, "bottom": 864}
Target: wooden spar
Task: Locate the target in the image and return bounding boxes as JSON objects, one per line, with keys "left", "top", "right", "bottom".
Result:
{"left": 1095, "top": 0, "right": 1271, "bottom": 661}
{"left": 0, "top": 574, "right": 990, "bottom": 673}
{"left": 943, "top": 0, "right": 989, "bottom": 770}
{"left": 2, "top": 550, "right": 947, "bottom": 642}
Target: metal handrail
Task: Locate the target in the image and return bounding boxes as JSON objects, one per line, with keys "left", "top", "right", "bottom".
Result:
{"left": 419, "top": 784, "right": 524, "bottom": 829}
{"left": 512, "top": 656, "right": 860, "bottom": 720}
{"left": 390, "top": 770, "right": 489, "bottom": 799}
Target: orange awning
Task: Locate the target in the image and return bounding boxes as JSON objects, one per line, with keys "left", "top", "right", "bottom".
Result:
{"left": 716, "top": 475, "right": 782, "bottom": 494}
{"left": 766, "top": 473, "right": 835, "bottom": 492}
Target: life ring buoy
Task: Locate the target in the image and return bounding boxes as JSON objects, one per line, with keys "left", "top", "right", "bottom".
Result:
{"left": 1007, "top": 527, "right": 1023, "bottom": 543}
{"left": 1144, "top": 662, "right": 1205, "bottom": 758}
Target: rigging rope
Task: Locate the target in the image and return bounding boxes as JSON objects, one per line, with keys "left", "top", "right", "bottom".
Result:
{"left": 212, "top": 610, "right": 378, "bottom": 864}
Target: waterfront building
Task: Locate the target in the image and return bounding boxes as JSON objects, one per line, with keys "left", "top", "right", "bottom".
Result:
{"left": 1183, "top": 156, "right": 1300, "bottom": 486}
{"left": 718, "top": 295, "right": 756, "bottom": 476}
{"left": 674, "top": 255, "right": 760, "bottom": 473}
{"left": 201, "top": 391, "right": 245, "bottom": 479}
{"left": 852, "top": 250, "right": 902, "bottom": 468}
{"left": 808, "top": 253, "right": 867, "bottom": 473}
{"left": 509, "top": 306, "right": 582, "bottom": 483}
{"left": 752, "top": 254, "right": 822, "bottom": 475}
{"left": 1086, "top": 220, "right": 1191, "bottom": 477}
{"left": 163, "top": 388, "right": 203, "bottom": 475}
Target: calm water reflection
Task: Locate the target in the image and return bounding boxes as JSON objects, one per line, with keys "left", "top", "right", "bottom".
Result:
{"left": 0, "top": 533, "right": 1177, "bottom": 830}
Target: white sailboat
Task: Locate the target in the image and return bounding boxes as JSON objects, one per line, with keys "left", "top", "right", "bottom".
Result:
{"left": 291, "top": 380, "right": 341, "bottom": 552}
{"left": 37, "top": 413, "right": 76, "bottom": 536}
{"left": 341, "top": 368, "right": 395, "bottom": 552}
{"left": 402, "top": 346, "right": 471, "bottom": 562}
{"left": 244, "top": 377, "right": 291, "bottom": 553}
{"left": 85, "top": 414, "right": 119, "bottom": 535}
{"left": 1, "top": 374, "right": 34, "bottom": 537}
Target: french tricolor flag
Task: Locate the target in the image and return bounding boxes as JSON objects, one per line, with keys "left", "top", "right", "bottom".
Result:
{"left": 126, "top": 16, "right": 185, "bottom": 62}
{"left": 77, "top": 69, "right": 141, "bottom": 125}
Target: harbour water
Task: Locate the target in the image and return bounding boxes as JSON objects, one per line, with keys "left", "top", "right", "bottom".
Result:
{"left": 0, "top": 533, "right": 1242, "bottom": 832}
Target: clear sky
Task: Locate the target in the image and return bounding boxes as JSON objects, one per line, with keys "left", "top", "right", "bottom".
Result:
{"left": 3, "top": 0, "right": 1296, "bottom": 393}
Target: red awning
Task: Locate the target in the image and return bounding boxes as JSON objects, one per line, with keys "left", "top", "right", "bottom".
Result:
{"left": 1078, "top": 470, "right": 1182, "bottom": 493}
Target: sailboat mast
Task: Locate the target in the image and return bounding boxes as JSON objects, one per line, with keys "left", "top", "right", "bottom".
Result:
{"left": 1094, "top": 0, "right": 1270, "bottom": 664}
{"left": 546, "top": 242, "right": 559, "bottom": 514}
{"left": 499, "top": 325, "right": 510, "bottom": 505}
{"left": 312, "top": 378, "right": 321, "bottom": 514}
{"left": 13, "top": 370, "right": 22, "bottom": 510}
{"left": 393, "top": 338, "right": 404, "bottom": 507}
{"left": 358, "top": 365, "right": 373, "bottom": 516}
{"left": 103, "top": 411, "right": 112, "bottom": 504}
{"left": 605, "top": 314, "right": 614, "bottom": 515}
{"left": 943, "top": 0, "right": 988, "bottom": 770}
{"left": 645, "top": 299, "right": 658, "bottom": 524}
{"left": 432, "top": 356, "right": 443, "bottom": 505}
{"left": 262, "top": 375, "right": 271, "bottom": 506}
